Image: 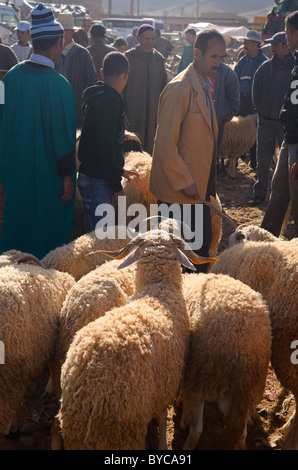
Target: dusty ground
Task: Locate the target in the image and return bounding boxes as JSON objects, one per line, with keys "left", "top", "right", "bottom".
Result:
{"left": 0, "top": 156, "right": 296, "bottom": 451}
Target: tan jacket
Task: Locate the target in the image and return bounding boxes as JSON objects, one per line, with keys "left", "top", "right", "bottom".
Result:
{"left": 149, "top": 64, "right": 218, "bottom": 204}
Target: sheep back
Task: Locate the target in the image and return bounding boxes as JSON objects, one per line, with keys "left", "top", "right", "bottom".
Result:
{"left": 211, "top": 241, "right": 298, "bottom": 397}
{"left": 182, "top": 273, "right": 271, "bottom": 429}
{"left": 0, "top": 259, "right": 75, "bottom": 433}
{"left": 58, "top": 288, "right": 189, "bottom": 450}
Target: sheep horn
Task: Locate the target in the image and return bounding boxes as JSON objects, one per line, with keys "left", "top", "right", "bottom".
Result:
{"left": 90, "top": 235, "right": 144, "bottom": 260}
{"left": 197, "top": 196, "right": 238, "bottom": 229}
{"left": 5, "top": 252, "right": 43, "bottom": 267}
{"left": 173, "top": 238, "right": 219, "bottom": 265}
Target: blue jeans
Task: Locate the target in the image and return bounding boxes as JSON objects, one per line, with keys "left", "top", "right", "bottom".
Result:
{"left": 77, "top": 173, "right": 115, "bottom": 233}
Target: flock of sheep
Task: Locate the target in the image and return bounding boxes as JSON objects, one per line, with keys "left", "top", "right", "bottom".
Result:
{"left": 0, "top": 130, "right": 297, "bottom": 451}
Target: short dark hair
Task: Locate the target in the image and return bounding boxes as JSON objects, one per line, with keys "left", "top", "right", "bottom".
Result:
{"left": 32, "top": 36, "right": 63, "bottom": 53}
{"left": 114, "top": 37, "right": 127, "bottom": 48}
{"left": 102, "top": 51, "right": 129, "bottom": 77}
{"left": 285, "top": 11, "right": 298, "bottom": 31}
{"left": 90, "top": 24, "right": 106, "bottom": 38}
{"left": 185, "top": 28, "right": 196, "bottom": 36}
{"left": 194, "top": 28, "right": 225, "bottom": 55}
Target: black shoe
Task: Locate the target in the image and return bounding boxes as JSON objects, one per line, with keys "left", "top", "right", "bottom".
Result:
{"left": 248, "top": 197, "right": 265, "bottom": 207}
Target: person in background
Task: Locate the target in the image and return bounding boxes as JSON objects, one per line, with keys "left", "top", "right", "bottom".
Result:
{"left": 176, "top": 28, "right": 196, "bottom": 75}
{"left": 154, "top": 28, "right": 173, "bottom": 59}
{"left": 249, "top": 31, "right": 294, "bottom": 206}
{"left": 234, "top": 30, "right": 268, "bottom": 171}
{"left": 123, "top": 24, "right": 167, "bottom": 154}
{"left": 87, "top": 23, "right": 116, "bottom": 79}
{"left": 11, "top": 21, "right": 33, "bottom": 61}
{"left": 261, "top": 11, "right": 298, "bottom": 238}
{"left": 0, "top": 3, "right": 77, "bottom": 258}
{"left": 55, "top": 13, "right": 97, "bottom": 129}
{"left": 73, "top": 17, "right": 92, "bottom": 48}
{"left": 211, "top": 60, "right": 240, "bottom": 172}
{"left": 0, "top": 43, "right": 18, "bottom": 73}
{"left": 150, "top": 29, "right": 226, "bottom": 273}
{"left": 126, "top": 26, "right": 138, "bottom": 49}
{"left": 78, "top": 51, "right": 139, "bottom": 232}
{"left": 113, "top": 37, "right": 128, "bottom": 53}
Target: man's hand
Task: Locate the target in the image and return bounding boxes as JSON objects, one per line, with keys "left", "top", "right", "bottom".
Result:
{"left": 60, "top": 175, "right": 75, "bottom": 202}
{"left": 182, "top": 183, "right": 200, "bottom": 200}
{"left": 290, "top": 160, "right": 298, "bottom": 182}
{"left": 122, "top": 169, "right": 140, "bottom": 182}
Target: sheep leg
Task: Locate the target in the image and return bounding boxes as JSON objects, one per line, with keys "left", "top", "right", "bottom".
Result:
{"left": 282, "top": 400, "right": 298, "bottom": 450}
{"left": 157, "top": 408, "right": 168, "bottom": 450}
{"left": 234, "top": 418, "right": 247, "bottom": 450}
{"left": 51, "top": 416, "right": 62, "bottom": 450}
{"left": 181, "top": 393, "right": 204, "bottom": 450}
{"left": 4, "top": 408, "right": 19, "bottom": 435}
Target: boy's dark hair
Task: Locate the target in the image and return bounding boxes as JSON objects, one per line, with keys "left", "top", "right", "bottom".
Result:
{"left": 32, "top": 36, "right": 63, "bottom": 53}
{"left": 185, "top": 28, "right": 196, "bottom": 36}
{"left": 285, "top": 11, "right": 298, "bottom": 31}
{"left": 114, "top": 37, "right": 127, "bottom": 48}
{"left": 194, "top": 28, "right": 225, "bottom": 55}
{"left": 102, "top": 51, "right": 129, "bottom": 77}
{"left": 90, "top": 24, "right": 106, "bottom": 38}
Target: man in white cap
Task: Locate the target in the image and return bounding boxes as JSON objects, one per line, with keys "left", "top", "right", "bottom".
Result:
{"left": 234, "top": 30, "right": 268, "bottom": 171}
{"left": 0, "top": 3, "right": 77, "bottom": 259}
{"left": 55, "top": 13, "right": 97, "bottom": 128}
{"left": 11, "top": 21, "right": 33, "bottom": 61}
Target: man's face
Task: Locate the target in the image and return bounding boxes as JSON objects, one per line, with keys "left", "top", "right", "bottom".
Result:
{"left": 271, "top": 41, "right": 290, "bottom": 59}
{"left": 17, "top": 29, "right": 30, "bottom": 45}
{"left": 286, "top": 23, "right": 298, "bottom": 51}
{"left": 194, "top": 37, "right": 226, "bottom": 78}
{"left": 137, "top": 29, "right": 156, "bottom": 53}
{"left": 243, "top": 39, "right": 259, "bottom": 57}
{"left": 185, "top": 32, "right": 195, "bottom": 46}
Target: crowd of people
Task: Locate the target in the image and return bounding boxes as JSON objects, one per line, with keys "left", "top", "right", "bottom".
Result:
{"left": 0, "top": 3, "right": 297, "bottom": 263}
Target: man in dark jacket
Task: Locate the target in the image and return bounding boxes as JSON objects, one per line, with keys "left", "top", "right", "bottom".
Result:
{"left": 234, "top": 30, "right": 268, "bottom": 170}
{"left": 77, "top": 51, "right": 138, "bottom": 232}
{"left": 261, "top": 11, "right": 298, "bottom": 237}
{"left": 249, "top": 31, "right": 294, "bottom": 205}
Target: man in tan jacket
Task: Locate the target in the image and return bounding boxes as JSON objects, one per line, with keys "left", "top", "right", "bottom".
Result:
{"left": 150, "top": 28, "right": 226, "bottom": 271}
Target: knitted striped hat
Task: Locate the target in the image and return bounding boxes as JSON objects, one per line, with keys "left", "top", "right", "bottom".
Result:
{"left": 30, "top": 3, "right": 64, "bottom": 41}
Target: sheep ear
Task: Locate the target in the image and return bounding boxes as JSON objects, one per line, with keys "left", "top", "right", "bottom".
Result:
{"left": 176, "top": 247, "right": 197, "bottom": 271}
{"left": 117, "top": 248, "right": 140, "bottom": 270}
{"left": 173, "top": 238, "right": 219, "bottom": 265}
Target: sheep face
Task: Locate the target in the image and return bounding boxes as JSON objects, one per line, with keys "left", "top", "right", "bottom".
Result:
{"left": 92, "top": 226, "right": 218, "bottom": 272}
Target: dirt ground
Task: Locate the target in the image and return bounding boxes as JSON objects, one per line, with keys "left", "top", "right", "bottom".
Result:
{"left": 0, "top": 155, "right": 296, "bottom": 451}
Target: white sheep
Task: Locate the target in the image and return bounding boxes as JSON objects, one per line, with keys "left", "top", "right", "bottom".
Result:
{"left": 180, "top": 272, "right": 271, "bottom": 450}
{"left": 57, "top": 228, "right": 217, "bottom": 450}
{"left": 41, "top": 228, "right": 131, "bottom": 281}
{"left": 0, "top": 250, "right": 75, "bottom": 435}
{"left": 211, "top": 240, "right": 298, "bottom": 449}
{"left": 219, "top": 114, "right": 257, "bottom": 179}
{"left": 229, "top": 224, "right": 283, "bottom": 246}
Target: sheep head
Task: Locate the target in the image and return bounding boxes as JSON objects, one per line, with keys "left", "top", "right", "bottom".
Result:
{"left": 229, "top": 224, "right": 282, "bottom": 247}
{"left": 91, "top": 222, "right": 218, "bottom": 272}
{"left": 0, "top": 250, "right": 43, "bottom": 268}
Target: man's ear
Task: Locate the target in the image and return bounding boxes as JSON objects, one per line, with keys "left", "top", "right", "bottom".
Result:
{"left": 100, "top": 68, "right": 104, "bottom": 80}
{"left": 194, "top": 48, "right": 201, "bottom": 60}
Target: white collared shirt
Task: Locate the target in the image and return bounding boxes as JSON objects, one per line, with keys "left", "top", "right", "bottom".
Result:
{"left": 29, "top": 53, "right": 55, "bottom": 69}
